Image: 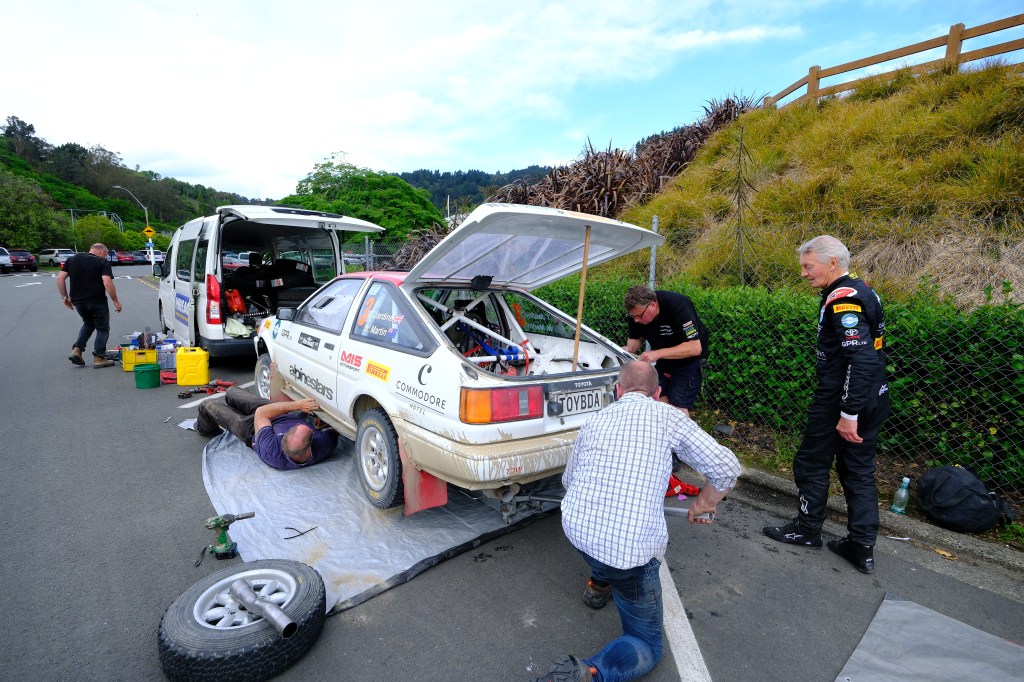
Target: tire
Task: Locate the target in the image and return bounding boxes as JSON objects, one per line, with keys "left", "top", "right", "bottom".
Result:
{"left": 158, "top": 302, "right": 171, "bottom": 334}
{"left": 158, "top": 559, "right": 326, "bottom": 682}
{"left": 356, "top": 408, "right": 404, "bottom": 509}
{"left": 255, "top": 353, "right": 273, "bottom": 399}
{"left": 29, "top": 266, "right": 37, "bottom": 272}
{"left": 48, "top": 259, "right": 57, "bottom": 266}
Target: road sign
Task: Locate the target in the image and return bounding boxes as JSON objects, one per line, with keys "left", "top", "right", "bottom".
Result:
{"left": 146, "top": 240, "right": 154, "bottom": 248}
{"left": 143, "top": 226, "right": 156, "bottom": 237}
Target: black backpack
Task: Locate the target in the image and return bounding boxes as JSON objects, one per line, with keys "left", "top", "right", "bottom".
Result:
{"left": 917, "top": 465, "right": 1015, "bottom": 533}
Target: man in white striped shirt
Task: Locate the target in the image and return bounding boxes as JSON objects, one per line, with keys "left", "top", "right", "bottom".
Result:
{"left": 532, "top": 361, "right": 740, "bottom": 682}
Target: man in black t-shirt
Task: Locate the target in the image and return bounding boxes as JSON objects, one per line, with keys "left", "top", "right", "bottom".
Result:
{"left": 56, "top": 243, "right": 122, "bottom": 368}
{"left": 623, "top": 285, "right": 709, "bottom": 415}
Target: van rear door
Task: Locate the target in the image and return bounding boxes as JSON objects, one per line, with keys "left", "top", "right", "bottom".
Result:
{"left": 215, "top": 206, "right": 384, "bottom": 274}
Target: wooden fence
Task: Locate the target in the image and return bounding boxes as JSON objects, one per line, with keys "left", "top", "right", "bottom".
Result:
{"left": 765, "top": 14, "right": 1024, "bottom": 108}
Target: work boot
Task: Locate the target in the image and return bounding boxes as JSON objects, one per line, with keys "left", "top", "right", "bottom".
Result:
{"left": 68, "top": 346, "right": 85, "bottom": 366}
{"left": 582, "top": 578, "right": 612, "bottom": 609}
{"left": 93, "top": 353, "right": 114, "bottom": 369}
{"left": 530, "top": 655, "right": 596, "bottom": 682}
{"left": 763, "top": 520, "right": 822, "bottom": 548}
{"left": 828, "top": 537, "right": 875, "bottom": 574}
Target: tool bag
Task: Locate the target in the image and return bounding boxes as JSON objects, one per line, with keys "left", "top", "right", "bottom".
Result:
{"left": 917, "top": 465, "right": 1015, "bottom": 533}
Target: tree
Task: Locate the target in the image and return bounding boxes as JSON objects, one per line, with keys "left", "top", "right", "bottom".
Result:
{"left": 74, "top": 214, "right": 119, "bottom": 249}
{"left": 287, "top": 153, "right": 444, "bottom": 241}
{"left": 2, "top": 116, "right": 51, "bottom": 163}
{"left": 0, "top": 167, "right": 72, "bottom": 249}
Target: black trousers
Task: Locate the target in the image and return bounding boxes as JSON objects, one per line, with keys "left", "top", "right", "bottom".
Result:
{"left": 792, "top": 385, "right": 890, "bottom": 545}
{"left": 196, "top": 387, "right": 271, "bottom": 447}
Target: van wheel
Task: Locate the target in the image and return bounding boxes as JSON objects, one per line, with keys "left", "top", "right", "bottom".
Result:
{"left": 356, "top": 408, "right": 404, "bottom": 509}
{"left": 255, "top": 353, "right": 273, "bottom": 399}
{"left": 158, "top": 303, "right": 171, "bottom": 334}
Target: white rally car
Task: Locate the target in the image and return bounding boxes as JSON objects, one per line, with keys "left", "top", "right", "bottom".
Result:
{"left": 254, "top": 203, "right": 663, "bottom": 517}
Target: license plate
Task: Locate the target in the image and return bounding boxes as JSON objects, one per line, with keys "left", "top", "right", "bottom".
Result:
{"left": 554, "top": 388, "right": 604, "bottom": 416}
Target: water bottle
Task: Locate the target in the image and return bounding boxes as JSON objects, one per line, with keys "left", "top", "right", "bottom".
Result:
{"left": 890, "top": 477, "right": 910, "bottom": 514}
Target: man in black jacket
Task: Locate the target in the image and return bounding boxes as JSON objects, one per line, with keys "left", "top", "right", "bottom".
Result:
{"left": 764, "top": 236, "right": 889, "bottom": 574}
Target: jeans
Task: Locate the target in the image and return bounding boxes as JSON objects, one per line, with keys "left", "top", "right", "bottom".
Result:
{"left": 579, "top": 551, "right": 664, "bottom": 682}
{"left": 195, "top": 387, "right": 271, "bottom": 446}
{"left": 72, "top": 300, "right": 110, "bottom": 356}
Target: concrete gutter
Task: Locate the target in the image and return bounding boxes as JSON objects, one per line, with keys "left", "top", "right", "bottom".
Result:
{"left": 736, "top": 467, "right": 1024, "bottom": 574}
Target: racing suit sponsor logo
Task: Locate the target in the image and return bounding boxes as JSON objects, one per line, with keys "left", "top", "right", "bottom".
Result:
{"left": 825, "top": 286, "right": 857, "bottom": 305}
{"left": 365, "top": 360, "right": 390, "bottom": 382}
{"left": 298, "top": 332, "right": 320, "bottom": 351}
{"left": 874, "top": 337, "right": 884, "bottom": 350}
{"left": 395, "top": 379, "right": 447, "bottom": 411}
{"left": 844, "top": 329, "right": 860, "bottom": 337}
{"left": 418, "top": 364, "right": 432, "bottom": 385}
{"left": 879, "top": 383, "right": 889, "bottom": 395}
{"left": 833, "top": 303, "right": 862, "bottom": 313}
{"left": 339, "top": 351, "right": 362, "bottom": 371}
{"left": 288, "top": 364, "right": 333, "bottom": 400}
{"left": 840, "top": 314, "right": 858, "bottom": 328}
{"left": 841, "top": 339, "right": 867, "bottom": 347}
{"left": 682, "top": 320, "right": 698, "bottom": 340}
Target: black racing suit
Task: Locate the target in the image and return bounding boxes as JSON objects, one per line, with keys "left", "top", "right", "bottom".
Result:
{"left": 793, "top": 274, "right": 889, "bottom": 545}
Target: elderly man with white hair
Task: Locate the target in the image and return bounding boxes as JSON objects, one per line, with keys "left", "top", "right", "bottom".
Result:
{"left": 763, "top": 235, "right": 889, "bottom": 574}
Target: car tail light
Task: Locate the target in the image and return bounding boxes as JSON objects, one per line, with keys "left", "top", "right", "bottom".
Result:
{"left": 206, "top": 274, "right": 222, "bottom": 324}
{"left": 460, "top": 386, "right": 543, "bottom": 424}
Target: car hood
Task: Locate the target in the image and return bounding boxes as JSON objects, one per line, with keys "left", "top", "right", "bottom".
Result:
{"left": 217, "top": 205, "right": 384, "bottom": 233}
{"left": 403, "top": 204, "right": 664, "bottom": 290}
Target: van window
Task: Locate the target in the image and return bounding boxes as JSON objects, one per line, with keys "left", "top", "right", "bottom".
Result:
{"left": 296, "top": 278, "right": 363, "bottom": 333}
{"left": 195, "top": 240, "right": 209, "bottom": 281}
{"left": 176, "top": 240, "right": 196, "bottom": 281}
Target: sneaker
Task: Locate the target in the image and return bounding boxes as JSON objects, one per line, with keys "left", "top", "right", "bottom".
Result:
{"left": 828, "top": 537, "right": 875, "bottom": 574}
{"left": 582, "top": 578, "right": 612, "bottom": 609}
{"left": 530, "top": 655, "right": 596, "bottom": 682}
{"left": 763, "top": 521, "right": 822, "bottom": 548}
{"left": 68, "top": 346, "right": 85, "bottom": 366}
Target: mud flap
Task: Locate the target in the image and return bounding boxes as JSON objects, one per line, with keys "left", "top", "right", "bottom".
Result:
{"left": 399, "top": 441, "right": 448, "bottom": 515}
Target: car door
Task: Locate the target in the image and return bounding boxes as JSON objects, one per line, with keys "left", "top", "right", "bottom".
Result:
{"left": 274, "top": 277, "right": 367, "bottom": 419}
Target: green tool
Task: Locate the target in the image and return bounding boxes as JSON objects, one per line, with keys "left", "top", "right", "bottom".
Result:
{"left": 195, "top": 512, "right": 255, "bottom": 566}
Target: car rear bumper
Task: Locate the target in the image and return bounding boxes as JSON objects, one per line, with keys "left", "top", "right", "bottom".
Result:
{"left": 393, "top": 416, "right": 576, "bottom": 491}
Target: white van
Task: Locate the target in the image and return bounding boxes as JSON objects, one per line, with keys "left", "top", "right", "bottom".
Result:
{"left": 156, "top": 205, "right": 383, "bottom": 357}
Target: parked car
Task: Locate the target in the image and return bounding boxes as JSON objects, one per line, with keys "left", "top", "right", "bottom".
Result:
{"left": 38, "top": 248, "right": 76, "bottom": 266}
{"left": 0, "top": 247, "right": 11, "bottom": 273}
{"left": 7, "top": 249, "right": 37, "bottom": 272}
{"left": 114, "top": 250, "right": 136, "bottom": 265}
{"left": 106, "top": 249, "right": 118, "bottom": 264}
{"left": 150, "top": 249, "right": 165, "bottom": 264}
{"left": 253, "top": 203, "right": 662, "bottom": 519}
{"left": 221, "top": 254, "right": 245, "bottom": 271}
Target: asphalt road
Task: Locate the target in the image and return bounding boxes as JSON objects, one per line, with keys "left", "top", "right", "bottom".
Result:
{"left": 2, "top": 269, "right": 1022, "bottom": 681}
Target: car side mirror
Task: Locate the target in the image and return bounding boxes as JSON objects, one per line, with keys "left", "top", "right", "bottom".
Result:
{"left": 153, "top": 263, "right": 163, "bottom": 277}
{"left": 277, "top": 307, "right": 296, "bottom": 321}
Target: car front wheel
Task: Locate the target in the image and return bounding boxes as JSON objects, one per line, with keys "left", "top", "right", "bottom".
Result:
{"left": 356, "top": 408, "right": 404, "bottom": 509}
{"left": 254, "top": 353, "right": 273, "bottom": 399}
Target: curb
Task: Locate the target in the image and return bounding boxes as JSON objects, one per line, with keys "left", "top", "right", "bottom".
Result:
{"left": 738, "top": 467, "right": 1024, "bottom": 574}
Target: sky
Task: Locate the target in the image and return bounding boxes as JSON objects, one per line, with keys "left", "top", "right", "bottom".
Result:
{"left": 2, "top": 1, "right": 1021, "bottom": 200}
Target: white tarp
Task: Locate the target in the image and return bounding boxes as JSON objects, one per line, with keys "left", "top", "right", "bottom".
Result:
{"left": 201, "top": 431, "right": 557, "bottom": 613}
{"left": 836, "top": 593, "right": 1024, "bottom": 681}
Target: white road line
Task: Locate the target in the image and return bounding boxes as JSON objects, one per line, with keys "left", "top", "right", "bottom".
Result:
{"left": 177, "top": 380, "right": 254, "bottom": 408}
{"left": 15, "top": 282, "right": 41, "bottom": 287}
{"left": 661, "top": 560, "right": 713, "bottom": 682}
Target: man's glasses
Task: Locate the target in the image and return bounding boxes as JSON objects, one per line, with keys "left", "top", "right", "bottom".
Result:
{"left": 628, "top": 301, "right": 653, "bottom": 321}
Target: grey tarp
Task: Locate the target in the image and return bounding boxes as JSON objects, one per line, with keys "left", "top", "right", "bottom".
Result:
{"left": 836, "top": 593, "right": 1024, "bottom": 681}
{"left": 201, "top": 431, "right": 557, "bottom": 614}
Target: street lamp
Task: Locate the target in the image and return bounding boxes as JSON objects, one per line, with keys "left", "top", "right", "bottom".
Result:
{"left": 112, "top": 185, "right": 149, "bottom": 230}
{"left": 112, "top": 185, "right": 153, "bottom": 264}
